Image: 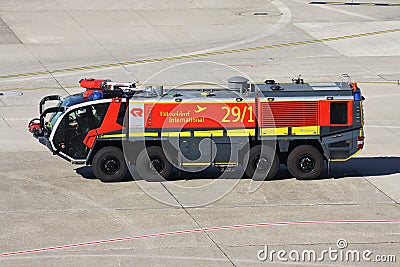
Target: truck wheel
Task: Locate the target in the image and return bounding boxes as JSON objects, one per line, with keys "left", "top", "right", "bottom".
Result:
{"left": 245, "top": 145, "right": 279, "bottom": 180}
{"left": 136, "top": 146, "right": 172, "bottom": 181}
{"left": 92, "top": 146, "right": 128, "bottom": 182}
{"left": 287, "top": 145, "right": 323, "bottom": 180}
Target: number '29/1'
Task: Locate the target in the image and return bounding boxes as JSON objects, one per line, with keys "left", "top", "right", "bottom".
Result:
{"left": 221, "top": 106, "right": 255, "bottom": 123}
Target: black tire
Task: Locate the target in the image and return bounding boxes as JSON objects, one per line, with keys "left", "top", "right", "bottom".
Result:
{"left": 287, "top": 145, "right": 323, "bottom": 180}
{"left": 245, "top": 145, "right": 280, "bottom": 181}
{"left": 92, "top": 146, "right": 128, "bottom": 182}
{"left": 136, "top": 146, "right": 172, "bottom": 181}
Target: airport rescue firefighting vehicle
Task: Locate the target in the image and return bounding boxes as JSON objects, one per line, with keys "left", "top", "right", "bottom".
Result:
{"left": 28, "top": 75, "right": 365, "bottom": 182}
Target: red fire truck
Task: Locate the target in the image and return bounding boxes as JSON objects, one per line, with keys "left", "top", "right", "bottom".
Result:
{"left": 29, "top": 75, "right": 365, "bottom": 182}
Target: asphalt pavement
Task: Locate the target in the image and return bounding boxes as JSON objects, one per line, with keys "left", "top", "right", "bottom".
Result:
{"left": 0, "top": 0, "right": 399, "bottom": 266}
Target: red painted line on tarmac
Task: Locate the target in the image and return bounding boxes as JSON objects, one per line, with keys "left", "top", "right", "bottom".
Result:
{"left": 1, "top": 219, "right": 399, "bottom": 257}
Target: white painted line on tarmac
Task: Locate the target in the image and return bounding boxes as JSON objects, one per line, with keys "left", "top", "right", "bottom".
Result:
{"left": 293, "top": 0, "right": 377, "bottom": 20}
{"left": 178, "top": 0, "right": 292, "bottom": 55}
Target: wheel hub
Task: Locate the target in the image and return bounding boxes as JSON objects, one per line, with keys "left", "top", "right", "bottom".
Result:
{"left": 149, "top": 157, "right": 164, "bottom": 173}
{"left": 255, "top": 156, "right": 270, "bottom": 173}
{"left": 103, "top": 157, "right": 120, "bottom": 175}
{"left": 297, "top": 155, "right": 315, "bottom": 173}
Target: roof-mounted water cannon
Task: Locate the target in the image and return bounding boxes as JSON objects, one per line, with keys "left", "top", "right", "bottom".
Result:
{"left": 79, "top": 78, "right": 141, "bottom": 100}
{"left": 79, "top": 78, "right": 110, "bottom": 89}
{"left": 79, "top": 78, "right": 137, "bottom": 91}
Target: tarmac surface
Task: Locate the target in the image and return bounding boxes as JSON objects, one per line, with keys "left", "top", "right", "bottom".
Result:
{"left": 0, "top": 0, "right": 399, "bottom": 266}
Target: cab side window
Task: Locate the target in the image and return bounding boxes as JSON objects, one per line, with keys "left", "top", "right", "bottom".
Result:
{"left": 89, "top": 103, "right": 110, "bottom": 128}
{"left": 66, "top": 107, "right": 92, "bottom": 159}
{"left": 116, "top": 103, "right": 127, "bottom": 126}
{"left": 68, "top": 107, "right": 91, "bottom": 133}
